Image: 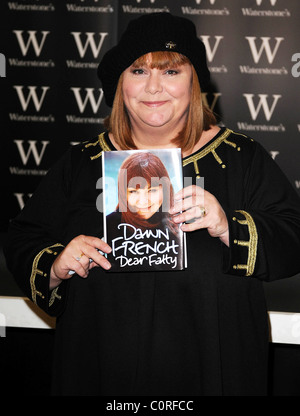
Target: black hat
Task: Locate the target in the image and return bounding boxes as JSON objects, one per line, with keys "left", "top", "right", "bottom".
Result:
{"left": 98, "top": 13, "right": 210, "bottom": 107}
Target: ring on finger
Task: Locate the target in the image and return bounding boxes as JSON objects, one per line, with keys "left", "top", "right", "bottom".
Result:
{"left": 75, "top": 252, "right": 85, "bottom": 261}
{"left": 198, "top": 206, "right": 206, "bottom": 218}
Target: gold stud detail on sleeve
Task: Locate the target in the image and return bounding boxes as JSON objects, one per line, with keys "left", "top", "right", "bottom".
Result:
{"left": 234, "top": 210, "right": 258, "bottom": 276}
{"left": 30, "top": 243, "right": 64, "bottom": 304}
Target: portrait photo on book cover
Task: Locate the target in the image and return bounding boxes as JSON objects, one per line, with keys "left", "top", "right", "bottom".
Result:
{"left": 102, "top": 149, "right": 186, "bottom": 272}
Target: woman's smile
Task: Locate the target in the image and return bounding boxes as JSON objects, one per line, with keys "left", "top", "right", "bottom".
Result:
{"left": 127, "top": 185, "right": 163, "bottom": 219}
{"left": 122, "top": 60, "right": 192, "bottom": 131}
{"left": 141, "top": 100, "right": 169, "bottom": 108}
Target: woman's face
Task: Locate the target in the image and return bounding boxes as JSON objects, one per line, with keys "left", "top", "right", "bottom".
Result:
{"left": 127, "top": 184, "right": 163, "bottom": 219}
{"left": 122, "top": 54, "right": 193, "bottom": 132}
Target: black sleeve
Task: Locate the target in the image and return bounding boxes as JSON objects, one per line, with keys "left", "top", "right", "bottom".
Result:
{"left": 223, "top": 141, "right": 300, "bottom": 282}
{"left": 4, "top": 147, "right": 79, "bottom": 316}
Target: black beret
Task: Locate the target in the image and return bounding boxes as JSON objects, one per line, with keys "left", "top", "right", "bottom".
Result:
{"left": 98, "top": 13, "right": 210, "bottom": 107}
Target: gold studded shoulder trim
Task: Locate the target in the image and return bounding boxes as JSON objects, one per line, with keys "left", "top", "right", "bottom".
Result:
{"left": 82, "top": 132, "right": 112, "bottom": 160}
{"left": 183, "top": 128, "right": 245, "bottom": 175}
{"left": 183, "top": 128, "right": 232, "bottom": 168}
{"left": 82, "top": 129, "right": 251, "bottom": 165}
{"left": 232, "top": 210, "right": 258, "bottom": 276}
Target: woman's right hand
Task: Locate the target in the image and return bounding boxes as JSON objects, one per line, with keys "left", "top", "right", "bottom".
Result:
{"left": 50, "top": 235, "right": 112, "bottom": 290}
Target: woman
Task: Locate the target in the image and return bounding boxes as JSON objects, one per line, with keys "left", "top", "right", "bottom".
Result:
{"left": 4, "top": 13, "right": 300, "bottom": 396}
{"left": 105, "top": 151, "right": 183, "bottom": 271}
{"left": 110, "top": 151, "right": 176, "bottom": 228}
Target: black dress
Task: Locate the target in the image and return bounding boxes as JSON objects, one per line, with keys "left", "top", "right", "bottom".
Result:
{"left": 4, "top": 128, "right": 300, "bottom": 396}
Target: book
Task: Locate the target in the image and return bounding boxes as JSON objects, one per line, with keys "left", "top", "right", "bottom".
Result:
{"left": 102, "top": 148, "right": 186, "bottom": 272}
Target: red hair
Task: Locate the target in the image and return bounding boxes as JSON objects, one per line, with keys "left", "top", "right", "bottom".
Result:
{"left": 117, "top": 152, "right": 176, "bottom": 231}
{"left": 105, "top": 51, "right": 216, "bottom": 153}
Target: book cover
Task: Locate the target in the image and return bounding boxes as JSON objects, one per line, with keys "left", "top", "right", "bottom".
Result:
{"left": 102, "top": 148, "right": 186, "bottom": 272}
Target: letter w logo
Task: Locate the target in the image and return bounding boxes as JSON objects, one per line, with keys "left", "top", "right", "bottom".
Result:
{"left": 246, "top": 37, "right": 284, "bottom": 64}
{"left": 71, "top": 32, "right": 108, "bottom": 58}
{"left": 71, "top": 88, "right": 104, "bottom": 113}
{"left": 13, "top": 30, "right": 50, "bottom": 57}
{"left": 255, "top": 0, "right": 277, "bottom": 5}
{"left": 14, "top": 140, "right": 49, "bottom": 166}
{"left": 195, "top": 0, "right": 217, "bottom": 4}
{"left": 200, "top": 36, "right": 223, "bottom": 62}
{"left": 243, "top": 94, "right": 281, "bottom": 121}
{"left": 13, "top": 86, "right": 49, "bottom": 111}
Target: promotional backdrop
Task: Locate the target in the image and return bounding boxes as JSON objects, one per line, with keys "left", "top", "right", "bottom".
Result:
{"left": 1, "top": 0, "right": 300, "bottom": 310}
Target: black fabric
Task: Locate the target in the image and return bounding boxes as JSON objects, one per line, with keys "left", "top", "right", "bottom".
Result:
{"left": 4, "top": 128, "right": 300, "bottom": 396}
{"left": 97, "top": 13, "right": 210, "bottom": 107}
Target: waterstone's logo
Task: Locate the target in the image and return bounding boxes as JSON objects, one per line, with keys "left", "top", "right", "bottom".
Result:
{"left": 13, "top": 30, "right": 49, "bottom": 57}
{"left": 135, "top": 0, "right": 219, "bottom": 3}
{"left": 66, "top": 87, "right": 105, "bottom": 125}
{"left": 7, "top": 1, "right": 55, "bottom": 11}
{"left": 122, "top": 0, "right": 170, "bottom": 14}
{"left": 240, "top": 36, "right": 287, "bottom": 76}
{"left": 9, "top": 139, "right": 50, "bottom": 178}
{"left": 14, "top": 85, "right": 49, "bottom": 112}
{"left": 200, "top": 35, "right": 226, "bottom": 74}
{"left": 65, "top": 0, "right": 114, "bottom": 13}
{"left": 10, "top": 85, "right": 54, "bottom": 123}
{"left": 237, "top": 93, "right": 285, "bottom": 133}
{"left": 66, "top": 32, "right": 108, "bottom": 69}
{"left": 10, "top": 30, "right": 55, "bottom": 68}
{"left": 255, "top": 0, "right": 278, "bottom": 4}
{"left": 14, "top": 193, "right": 33, "bottom": 211}
{"left": 246, "top": 37, "right": 283, "bottom": 64}
{"left": 244, "top": 94, "right": 281, "bottom": 122}
{"left": 181, "top": 0, "right": 230, "bottom": 16}
{"left": 64, "top": 31, "right": 108, "bottom": 136}
{"left": 241, "top": 0, "right": 291, "bottom": 17}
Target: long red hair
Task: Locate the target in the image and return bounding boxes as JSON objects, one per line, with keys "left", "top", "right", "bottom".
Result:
{"left": 117, "top": 152, "right": 176, "bottom": 231}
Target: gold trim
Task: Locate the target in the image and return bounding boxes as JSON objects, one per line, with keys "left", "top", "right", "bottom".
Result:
{"left": 223, "top": 138, "right": 237, "bottom": 149}
{"left": 234, "top": 210, "right": 258, "bottom": 276}
{"left": 86, "top": 128, "right": 246, "bottom": 166}
{"left": 233, "top": 264, "right": 248, "bottom": 270}
{"left": 30, "top": 243, "right": 64, "bottom": 304}
{"left": 84, "top": 138, "right": 100, "bottom": 149}
{"left": 182, "top": 128, "right": 237, "bottom": 174}
{"left": 193, "top": 160, "right": 200, "bottom": 176}
{"left": 89, "top": 132, "right": 112, "bottom": 160}
{"left": 211, "top": 149, "right": 223, "bottom": 165}
{"left": 234, "top": 239, "right": 249, "bottom": 247}
{"left": 49, "top": 287, "right": 61, "bottom": 307}
{"left": 183, "top": 129, "right": 232, "bottom": 167}
{"left": 99, "top": 132, "right": 112, "bottom": 151}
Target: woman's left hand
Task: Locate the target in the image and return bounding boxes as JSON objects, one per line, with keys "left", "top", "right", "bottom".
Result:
{"left": 170, "top": 185, "right": 229, "bottom": 247}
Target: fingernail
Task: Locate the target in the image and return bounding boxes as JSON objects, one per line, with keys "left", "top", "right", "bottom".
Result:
{"left": 104, "top": 261, "right": 111, "bottom": 270}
